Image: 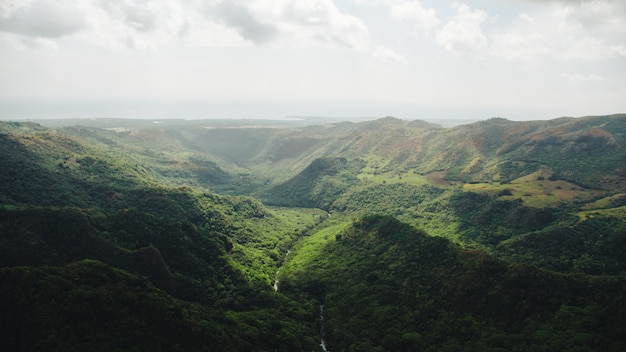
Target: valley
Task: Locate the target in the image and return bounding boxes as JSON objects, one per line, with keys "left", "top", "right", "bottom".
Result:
{"left": 1, "top": 114, "right": 626, "bottom": 351}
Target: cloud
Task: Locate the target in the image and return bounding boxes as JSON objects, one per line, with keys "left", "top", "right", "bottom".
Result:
{"left": 436, "top": 2, "right": 488, "bottom": 57}
{"left": 0, "top": 0, "right": 370, "bottom": 50}
{"left": 611, "top": 44, "right": 626, "bottom": 58}
{"left": 546, "top": 1, "right": 626, "bottom": 62}
{"left": 373, "top": 45, "right": 406, "bottom": 63}
{"left": 346, "top": 0, "right": 440, "bottom": 35}
{"left": 553, "top": 0, "right": 626, "bottom": 33}
{"left": 561, "top": 72, "right": 603, "bottom": 82}
{"left": 213, "top": 1, "right": 277, "bottom": 45}
{"left": 435, "top": 1, "right": 625, "bottom": 64}
{"left": 530, "top": 0, "right": 626, "bottom": 15}
{"left": 0, "top": 0, "right": 183, "bottom": 50}
{"left": 274, "top": 0, "right": 370, "bottom": 48}
{"left": 97, "top": 0, "right": 160, "bottom": 33}
{"left": 198, "top": 0, "right": 369, "bottom": 49}
{"left": 84, "top": 0, "right": 181, "bottom": 51}
{"left": 529, "top": 0, "right": 626, "bottom": 42}
{"left": 388, "top": 0, "right": 440, "bottom": 34}
{"left": 561, "top": 36, "right": 615, "bottom": 62}
{"left": 488, "top": 13, "right": 551, "bottom": 63}
{"left": 0, "top": 0, "right": 86, "bottom": 38}
{"left": 490, "top": 30, "right": 549, "bottom": 63}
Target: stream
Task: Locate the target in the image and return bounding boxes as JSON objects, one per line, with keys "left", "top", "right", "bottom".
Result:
{"left": 319, "top": 304, "right": 329, "bottom": 351}
{"left": 271, "top": 221, "right": 330, "bottom": 350}
{"left": 272, "top": 250, "right": 330, "bottom": 351}
{"left": 272, "top": 250, "right": 290, "bottom": 292}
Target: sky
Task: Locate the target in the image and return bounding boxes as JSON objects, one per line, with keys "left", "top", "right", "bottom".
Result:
{"left": 0, "top": 0, "right": 625, "bottom": 120}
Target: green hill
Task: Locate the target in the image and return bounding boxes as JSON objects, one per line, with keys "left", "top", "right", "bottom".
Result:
{"left": 1, "top": 114, "right": 626, "bottom": 351}
{"left": 149, "top": 114, "right": 626, "bottom": 193}
{"left": 280, "top": 215, "right": 626, "bottom": 351}
{"left": 252, "top": 115, "right": 626, "bottom": 275}
{"left": 261, "top": 157, "right": 363, "bottom": 209}
{"left": 0, "top": 121, "right": 325, "bottom": 351}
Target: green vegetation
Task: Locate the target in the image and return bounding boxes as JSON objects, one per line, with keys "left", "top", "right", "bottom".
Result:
{"left": 463, "top": 167, "right": 603, "bottom": 208}
{"left": 281, "top": 215, "right": 626, "bottom": 351}
{"left": 0, "top": 259, "right": 319, "bottom": 352}
{"left": 498, "top": 209, "right": 626, "bottom": 274}
{"left": 261, "top": 157, "right": 365, "bottom": 210}
{"left": 2, "top": 114, "right": 626, "bottom": 351}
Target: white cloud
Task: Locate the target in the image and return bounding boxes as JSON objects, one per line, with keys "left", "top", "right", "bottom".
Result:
{"left": 561, "top": 36, "right": 614, "bottom": 62}
{"left": 490, "top": 31, "right": 549, "bottom": 63}
{"left": 436, "top": 1, "right": 626, "bottom": 64}
{"left": 0, "top": 0, "right": 371, "bottom": 50}
{"left": 561, "top": 72, "right": 603, "bottom": 82}
{"left": 0, "top": 0, "right": 86, "bottom": 38}
{"left": 0, "top": 0, "right": 189, "bottom": 51}
{"left": 541, "top": 0, "right": 626, "bottom": 62}
{"left": 1, "top": 0, "right": 624, "bottom": 118}
{"left": 198, "top": 0, "right": 370, "bottom": 49}
{"left": 275, "top": 0, "right": 370, "bottom": 49}
{"left": 543, "top": 0, "right": 626, "bottom": 31}
{"left": 79, "top": 1, "right": 165, "bottom": 51}
{"left": 0, "top": 32, "right": 58, "bottom": 52}
{"left": 388, "top": 0, "right": 439, "bottom": 34}
{"left": 96, "top": 0, "right": 162, "bottom": 33}
{"left": 436, "top": 2, "right": 487, "bottom": 58}
{"left": 488, "top": 12, "right": 550, "bottom": 63}
{"left": 211, "top": 1, "right": 277, "bottom": 45}
{"left": 611, "top": 44, "right": 626, "bottom": 58}
{"left": 373, "top": 45, "right": 406, "bottom": 63}
{"left": 519, "top": 13, "right": 534, "bottom": 24}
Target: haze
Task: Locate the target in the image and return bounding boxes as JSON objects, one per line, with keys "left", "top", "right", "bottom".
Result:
{"left": 1, "top": 0, "right": 625, "bottom": 120}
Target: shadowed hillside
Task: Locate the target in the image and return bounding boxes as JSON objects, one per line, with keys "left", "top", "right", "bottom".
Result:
{"left": 280, "top": 215, "right": 626, "bottom": 351}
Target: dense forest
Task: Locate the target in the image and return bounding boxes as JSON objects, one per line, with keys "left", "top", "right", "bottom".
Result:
{"left": 1, "top": 115, "right": 625, "bottom": 351}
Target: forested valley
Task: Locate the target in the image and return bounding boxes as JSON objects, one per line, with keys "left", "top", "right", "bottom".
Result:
{"left": 1, "top": 114, "right": 625, "bottom": 351}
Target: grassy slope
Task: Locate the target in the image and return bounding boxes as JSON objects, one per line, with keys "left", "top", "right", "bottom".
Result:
{"left": 46, "top": 114, "right": 623, "bottom": 198}
{"left": 258, "top": 115, "right": 626, "bottom": 275}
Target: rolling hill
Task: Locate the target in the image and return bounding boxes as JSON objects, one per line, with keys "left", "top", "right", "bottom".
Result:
{"left": 1, "top": 114, "right": 625, "bottom": 351}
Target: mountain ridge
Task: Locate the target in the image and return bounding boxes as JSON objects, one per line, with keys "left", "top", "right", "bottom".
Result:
{"left": 1, "top": 113, "right": 625, "bottom": 351}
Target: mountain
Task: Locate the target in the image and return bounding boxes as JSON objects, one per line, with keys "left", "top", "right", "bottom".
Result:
{"left": 261, "top": 157, "right": 364, "bottom": 209}
{"left": 280, "top": 215, "right": 626, "bottom": 351}
{"left": 1, "top": 114, "right": 626, "bottom": 351}
{"left": 33, "top": 114, "right": 625, "bottom": 193}
{"left": 0, "top": 121, "right": 324, "bottom": 351}
{"left": 142, "top": 114, "right": 626, "bottom": 193}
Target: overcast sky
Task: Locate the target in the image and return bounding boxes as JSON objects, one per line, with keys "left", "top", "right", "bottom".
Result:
{"left": 0, "top": 0, "right": 625, "bottom": 120}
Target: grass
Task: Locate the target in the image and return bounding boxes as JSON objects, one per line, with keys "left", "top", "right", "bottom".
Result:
{"left": 358, "top": 162, "right": 605, "bottom": 209}
{"left": 582, "top": 193, "right": 626, "bottom": 210}
{"left": 577, "top": 205, "right": 626, "bottom": 220}
{"left": 463, "top": 168, "right": 605, "bottom": 208}
{"left": 358, "top": 155, "right": 433, "bottom": 187}
{"left": 280, "top": 214, "right": 350, "bottom": 278}
{"left": 267, "top": 206, "right": 329, "bottom": 233}
{"left": 357, "top": 155, "right": 390, "bottom": 176}
{"left": 358, "top": 172, "right": 431, "bottom": 186}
